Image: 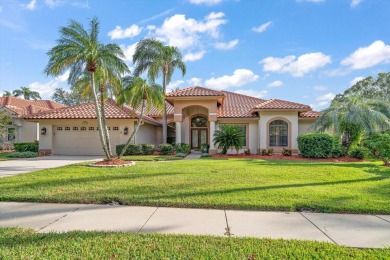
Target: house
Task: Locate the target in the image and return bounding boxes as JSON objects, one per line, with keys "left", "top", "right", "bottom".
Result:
{"left": 0, "top": 96, "right": 65, "bottom": 145}
{"left": 25, "top": 86, "right": 319, "bottom": 155}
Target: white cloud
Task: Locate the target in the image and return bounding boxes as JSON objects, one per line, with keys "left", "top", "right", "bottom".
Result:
{"left": 28, "top": 71, "right": 70, "bottom": 99}
{"left": 234, "top": 89, "right": 268, "bottom": 99}
{"left": 214, "top": 39, "right": 239, "bottom": 50}
{"left": 44, "top": 0, "right": 60, "bottom": 8}
{"left": 351, "top": 0, "right": 363, "bottom": 7}
{"left": 261, "top": 52, "right": 331, "bottom": 77}
{"left": 252, "top": 21, "right": 272, "bottom": 33}
{"left": 120, "top": 43, "right": 138, "bottom": 62}
{"left": 167, "top": 80, "right": 185, "bottom": 92}
{"left": 267, "top": 80, "right": 283, "bottom": 88}
{"left": 108, "top": 25, "right": 142, "bottom": 40}
{"left": 349, "top": 76, "right": 365, "bottom": 86}
{"left": 341, "top": 41, "right": 390, "bottom": 70}
{"left": 189, "top": 0, "right": 222, "bottom": 5}
{"left": 22, "top": 0, "right": 37, "bottom": 10}
{"left": 315, "top": 92, "right": 335, "bottom": 108}
{"left": 314, "top": 85, "right": 327, "bottom": 91}
{"left": 205, "top": 69, "right": 259, "bottom": 90}
{"left": 183, "top": 51, "right": 206, "bottom": 62}
{"left": 187, "top": 77, "right": 203, "bottom": 86}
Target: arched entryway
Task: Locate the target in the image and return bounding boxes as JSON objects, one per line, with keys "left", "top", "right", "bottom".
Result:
{"left": 190, "top": 115, "right": 208, "bottom": 149}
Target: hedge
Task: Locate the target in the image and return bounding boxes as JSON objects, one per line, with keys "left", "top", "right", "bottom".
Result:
{"left": 174, "top": 143, "right": 191, "bottom": 154}
{"left": 142, "top": 144, "right": 155, "bottom": 155}
{"left": 116, "top": 144, "right": 143, "bottom": 156}
{"left": 157, "top": 143, "right": 173, "bottom": 155}
{"left": 297, "top": 133, "right": 333, "bottom": 158}
{"left": 13, "top": 142, "right": 39, "bottom": 153}
{"left": 7, "top": 151, "right": 38, "bottom": 158}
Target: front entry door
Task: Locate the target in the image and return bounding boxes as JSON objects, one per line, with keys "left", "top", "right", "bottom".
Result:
{"left": 191, "top": 129, "right": 208, "bottom": 149}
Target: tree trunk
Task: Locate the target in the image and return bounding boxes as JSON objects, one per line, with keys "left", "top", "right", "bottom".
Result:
{"left": 119, "top": 98, "right": 146, "bottom": 158}
{"left": 90, "top": 73, "right": 110, "bottom": 160}
{"left": 162, "top": 73, "right": 168, "bottom": 144}
{"left": 100, "top": 89, "right": 113, "bottom": 157}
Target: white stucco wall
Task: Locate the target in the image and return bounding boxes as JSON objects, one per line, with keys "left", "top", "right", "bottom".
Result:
{"left": 136, "top": 123, "right": 159, "bottom": 144}
{"left": 21, "top": 121, "right": 39, "bottom": 142}
{"left": 298, "top": 119, "right": 316, "bottom": 135}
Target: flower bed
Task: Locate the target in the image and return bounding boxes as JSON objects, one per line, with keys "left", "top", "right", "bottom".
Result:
{"left": 212, "top": 154, "right": 363, "bottom": 162}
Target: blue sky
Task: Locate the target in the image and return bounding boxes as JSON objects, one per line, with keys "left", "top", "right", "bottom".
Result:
{"left": 1, "top": 0, "right": 390, "bottom": 110}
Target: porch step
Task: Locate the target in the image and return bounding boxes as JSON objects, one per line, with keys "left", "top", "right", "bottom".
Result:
{"left": 190, "top": 150, "right": 201, "bottom": 154}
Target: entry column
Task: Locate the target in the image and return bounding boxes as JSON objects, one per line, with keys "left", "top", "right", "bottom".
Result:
{"left": 175, "top": 121, "right": 182, "bottom": 144}
{"left": 209, "top": 112, "right": 217, "bottom": 154}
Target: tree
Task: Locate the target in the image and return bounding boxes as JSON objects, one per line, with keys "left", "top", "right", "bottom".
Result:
{"left": 12, "top": 86, "right": 41, "bottom": 100}
{"left": 363, "top": 133, "right": 390, "bottom": 165}
{"left": 116, "top": 77, "right": 164, "bottom": 158}
{"left": 51, "top": 88, "right": 84, "bottom": 106}
{"left": 0, "top": 110, "right": 12, "bottom": 150}
{"left": 2, "top": 91, "right": 12, "bottom": 97}
{"left": 133, "top": 38, "right": 186, "bottom": 143}
{"left": 213, "top": 125, "right": 245, "bottom": 154}
{"left": 44, "top": 17, "right": 129, "bottom": 160}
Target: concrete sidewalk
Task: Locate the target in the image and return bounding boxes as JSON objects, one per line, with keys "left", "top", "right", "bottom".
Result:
{"left": 1, "top": 202, "right": 389, "bottom": 248}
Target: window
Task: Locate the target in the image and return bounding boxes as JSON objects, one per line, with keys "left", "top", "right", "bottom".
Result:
{"left": 238, "top": 125, "right": 246, "bottom": 146}
{"left": 7, "top": 128, "right": 15, "bottom": 142}
{"left": 81, "top": 127, "right": 86, "bottom": 131}
{"left": 89, "top": 127, "right": 95, "bottom": 131}
{"left": 57, "top": 127, "right": 63, "bottom": 131}
{"left": 73, "top": 127, "right": 78, "bottom": 131}
{"left": 65, "top": 127, "right": 70, "bottom": 131}
{"left": 191, "top": 116, "right": 207, "bottom": 127}
{"left": 113, "top": 126, "right": 119, "bottom": 131}
{"left": 107, "top": 127, "right": 111, "bottom": 130}
{"left": 269, "top": 120, "right": 288, "bottom": 147}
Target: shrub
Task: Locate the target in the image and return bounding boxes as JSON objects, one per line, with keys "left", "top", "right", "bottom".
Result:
{"left": 297, "top": 133, "right": 334, "bottom": 158}
{"left": 116, "top": 144, "right": 143, "bottom": 156}
{"left": 158, "top": 143, "right": 174, "bottom": 155}
{"left": 261, "top": 149, "right": 267, "bottom": 156}
{"left": 175, "top": 152, "right": 185, "bottom": 158}
{"left": 268, "top": 149, "right": 274, "bottom": 156}
{"left": 200, "top": 153, "right": 212, "bottom": 158}
{"left": 174, "top": 143, "right": 191, "bottom": 154}
{"left": 213, "top": 125, "right": 245, "bottom": 154}
{"left": 13, "top": 142, "right": 39, "bottom": 152}
{"left": 348, "top": 146, "right": 369, "bottom": 159}
{"left": 331, "top": 147, "right": 343, "bottom": 158}
{"left": 282, "top": 148, "right": 292, "bottom": 156}
{"left": 201, "top": 143, "right": 210, "bottom": 153}
{"left": 244, "top": 149, "right": 251, "bottom": 155}
{"left": 363, "top": 133, "right": 390, "bottom": 164}
{"left": 142, "top": 144, "right": 155, "bottom": 155}
{"left": 7, "top": 151, "right": 37, "bottom": 158}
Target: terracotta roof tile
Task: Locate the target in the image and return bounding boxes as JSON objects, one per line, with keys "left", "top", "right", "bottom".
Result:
{"left": 0, "top": 97, "right": 65, "bottom": 116}
{"left": 299, "top": 110, "right": 320, "bottom": 118}
{"left": 167, "top": 86, "right": 224, "bottom": 97}
{"left": 255, "top": 99, "right": 311, "bottom": 110}
{"left": 218, "top": 91, "right": 266, "bottom": 118}
{"left": 139, "top": 101, "right": 174, "bottom": 117}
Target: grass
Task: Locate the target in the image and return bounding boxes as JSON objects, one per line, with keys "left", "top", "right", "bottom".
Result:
{"left": 1, "top": 228, "right": 389, "bottom": 259}
{"left": 122, "top": 155, "right": 183, "bottom": 161}
{"left": 0, "top": 159, "right": 389, "bottom": 213}
{"left": 0, "top": 152, "right": 15, "bottom": 161}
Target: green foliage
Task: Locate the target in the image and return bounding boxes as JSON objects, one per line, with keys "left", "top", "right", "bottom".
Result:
{"left": 200, "top": 153, "right": 212, "bottom": 158}
{"left": 141, "top": 144, "right": 155, "bottom": 155}
{"left": 297, "top": 133, "right": 334, "bottom": 158}
{"left": 157, "top": 143, "right": 173, "bottom": 155}
{"left": 174, "top": 143, "right": 191, "bottom": 153}
{"left": 348, "top": 147, "right": 370, "bottom": 159}
{"left": 175, "top": 152, "right": 185, "bottom": 158}
{"left": 363, "top": 133, "right": 390, "bottom": 164}
{"left": 51, "top": 87, "right": 85, "bottom": 106}
{"left": 13, "top": 142, "right": 39, "bottom": 153}
{"left": 6, "top": 151, "right": 37, "bottom": 158}
{"left": 261, "top": 149, "right": 267, "bottom": 156}
{"left": 268, "top": 149, "right": 274, "bottom": 156}
{"left": 12, "top": 86, "right": 41, "bottom": 100}
{"left": 201, "top": 143, "right": 210, "bottom": 153}
{"left": 244, "top": 149, "right": 251, "bottom": 155}
{"left": 213, "top": 125, "right": 245, "bottom": 154}
{"left": 331, "top": 147, "right": 343, "bottom": 158}
{"left": 116, "top": 144, "right": 143, "bottom": 156}
{"left": 282, "top": 148, "right": 292, "bottom": 156}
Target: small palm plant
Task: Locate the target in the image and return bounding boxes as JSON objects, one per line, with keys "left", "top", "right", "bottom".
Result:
{"left": 213, "top": 125, "right": 245, "bottom": 154}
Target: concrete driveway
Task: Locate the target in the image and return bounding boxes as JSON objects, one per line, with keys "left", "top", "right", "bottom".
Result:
{"left": 0, "top": 156, "right": 102, "bottom": 178}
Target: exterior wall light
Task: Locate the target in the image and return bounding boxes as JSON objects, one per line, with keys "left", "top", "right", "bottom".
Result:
{"left": 41, "top": 127, "right": 47, "bottom": 135}
{"left": 124, "top": 127, "right": 128, "bottom": 135}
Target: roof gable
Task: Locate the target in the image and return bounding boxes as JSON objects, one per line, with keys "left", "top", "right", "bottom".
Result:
{"left": 255, "top": 99, "right": 311, "bottom": 110}
{"left": 0, "top": 97, "right": 65, "bottom": 116}
{"left": 167, "top": 86, "right": 224, "bottom": 97}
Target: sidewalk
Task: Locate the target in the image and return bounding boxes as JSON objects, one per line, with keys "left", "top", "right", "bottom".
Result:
{"left": 0, "top": 202, "right": 389, "bottom": 248}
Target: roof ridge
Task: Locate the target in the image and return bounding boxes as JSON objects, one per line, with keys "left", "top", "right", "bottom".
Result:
{"left": 221, "top": 90, "right": 266, "bottom": 102}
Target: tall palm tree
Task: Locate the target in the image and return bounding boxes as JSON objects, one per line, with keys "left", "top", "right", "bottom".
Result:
{"left": 312, "top": 95, "right": 390, "bottom": 149}
{"left": 116, "top": 77, "right": 164, "bottom": 158}
{"left": 12, "top": 87, "right": 41, "bottom": 100}
{"left": 133, "top": 38, "right": 186, "bottom": 143}
{"left": 44, "top": 17, "right": 129, "bottom": 160}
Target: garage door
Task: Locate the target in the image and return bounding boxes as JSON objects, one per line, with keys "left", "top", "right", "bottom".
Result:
{"left": 53, "top": 125, "right": 120, "bottom": 156}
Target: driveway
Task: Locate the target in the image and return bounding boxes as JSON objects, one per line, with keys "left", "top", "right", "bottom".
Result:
{"left": 0, "top": 156, "right": 102, "bottom": 178}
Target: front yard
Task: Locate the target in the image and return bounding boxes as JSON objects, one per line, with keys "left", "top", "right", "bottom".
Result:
{"left": 0, "top": 159, "right": 389, "bottom": 214}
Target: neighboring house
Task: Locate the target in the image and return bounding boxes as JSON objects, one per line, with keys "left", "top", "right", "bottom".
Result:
{"left": 25, "top": 86, "right": 319, "bottom": 156}
{"left": 0, "top": 96, "right": 64, "bottom": 145}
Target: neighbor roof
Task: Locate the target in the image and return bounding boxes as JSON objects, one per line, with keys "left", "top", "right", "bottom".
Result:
{"left": 299, "top": 110, "right": 320, "bottom": 118}
{"left": 0, "top": 96, "right": 65, "bottom": 116}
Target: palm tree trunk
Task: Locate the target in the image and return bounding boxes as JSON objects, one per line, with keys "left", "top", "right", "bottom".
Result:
{"left": 100, "top": 89, "right": 113, "bottom": 157}
{"left": 162, "top": 73, "right": 168, "bottom": 144}
{"left": 119, "top": 98, "right": 146, "bottom": 159}
{"left": 90, "top": 73, "right": 110, "bottom": 159}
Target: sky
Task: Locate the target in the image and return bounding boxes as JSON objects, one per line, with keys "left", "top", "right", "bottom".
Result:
{"left": 1, "top": 0, "right": 390, "bottom": 110}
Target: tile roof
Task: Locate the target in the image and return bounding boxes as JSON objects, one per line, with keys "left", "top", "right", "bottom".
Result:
{"left": 139, "top": 101, "right": 174, "bottom": 117}
{"left": 0, "top": 96, "right": 65, "bottom": 116}
{"left": 25, "top": 99, "right": 161, "bottom": 125}
{"left": 299, "top": 110, "right": 320, "bottom": 118}
{"left": 166, "top": 86, "right": 224, "bottom": 97}
{"left": 217, "top": 91, "right": 266, "bottom": 118}
{"left": 254, "top": 99, "right": 311, "bottom": 110}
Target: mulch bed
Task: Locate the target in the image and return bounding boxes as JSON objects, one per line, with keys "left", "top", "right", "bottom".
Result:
{"left": 212, "top": 154, "right": 364, "bottom": 163}
{"left": 90, "top": 158, "right": 135, "bottom": 167}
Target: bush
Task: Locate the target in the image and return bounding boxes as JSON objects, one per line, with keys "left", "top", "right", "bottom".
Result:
{"left": 201, "top": 143, "right": 210, "bottom": 153}
{"left": 175, "top": 152, "right": 185, "bottom": 158}
{"left": 348, "top": 146, "right": 369, "bottom": 159}
{"left": 282, "top": 148, "right": 292, "bottom": 156}
{"left": 363, "top": 133, "right": 390, "bottom": 164}
{"left": 158, "top": 143, "right": 174, "bottom": 155}
{"left": 214, "top": 125, "right": 245, "bottom": 154}
{"left": 244, "top": 149, "right": 251, "bottom": 155}
{"left": 297, "top": 133, "right": 334, "bottom": 158}
{"left": 7, "top": 151, "right": 37, "bottom": 158}
{"left": 174, "top": 143, "right": 191, "bottom": 154}
{"left": 200, "top": 153, "right": 212, "bottom": 158}
{"left": 13, "top": 142, "right": 39, "bottom": 152}
{"left": 116, "top": 144, "right": 143, "bottom": 156}
{"left": 261, "top": 149, "right": 267, "bottom": 156}
{"left": 142, "top": 144, "right": 155, "bottom": 155}
{"left": 268, "top": 149, "right": 274, "bottom": 156}
{"left": 331, "top": 147, "right": 343, "bottom": 158}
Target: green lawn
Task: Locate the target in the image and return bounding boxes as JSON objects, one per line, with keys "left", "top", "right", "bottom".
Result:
{"left": 122, "top": 155, "right": 183, "bottom": 161}
{"left": 1, "top": 228, "right": 388, "bottom": 259}
{"left": 0, "top": 159, "right": 389, "bottom": 213}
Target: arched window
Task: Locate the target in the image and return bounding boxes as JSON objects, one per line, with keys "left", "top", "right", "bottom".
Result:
{"left": 269, "top": 120, "right": 288, "bottom": 147}
{"left": 191, "top": 116, "right": 208, "bottom": 127}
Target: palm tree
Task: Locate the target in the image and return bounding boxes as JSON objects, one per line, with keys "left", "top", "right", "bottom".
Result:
{"left": 133, "top": 38, "right": 186, "bottom": 143}
{"left": 44, "top": 17, "right": 129, "bottom": 160}
{"left": 312, "top": 95, "right": 390, "bottom": 149}
{"left": 2, "top": 91, "right": 12, "bottom": 97}
{"left": 213, "top": 125, "right": 245, "bottom": 154}
{"left": 12, "top": 86, "right": 41, "bottom": 100}
{"left": 116, "top": 77, "right": 164, "bottom": 158}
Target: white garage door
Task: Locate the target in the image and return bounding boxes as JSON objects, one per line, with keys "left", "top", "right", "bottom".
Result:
{"left": 53, "top": 125, "right": 120, "bottom": 156}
